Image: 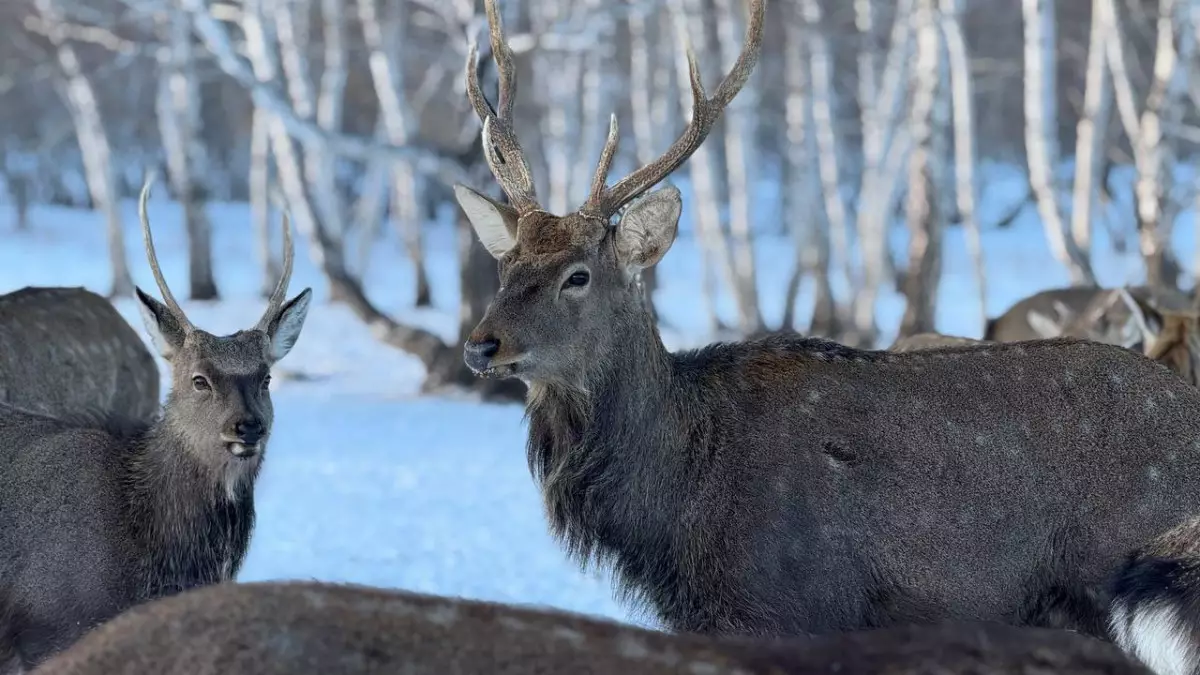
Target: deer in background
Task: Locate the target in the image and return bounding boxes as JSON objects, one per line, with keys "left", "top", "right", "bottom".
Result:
{"left": 35, "top": 580, "right": 1152, "bottom": 675}
{"left": 986, "top": 285, "right": 1193, "bottom": 343}
{"left": 0, "top": 176, "right": 311, "bottom": 673}
{"left": 455, "top": 1, "right": 1200, "bottom": 669}
{"left": 0, "top": 286, "right": 160, "bottom": 421}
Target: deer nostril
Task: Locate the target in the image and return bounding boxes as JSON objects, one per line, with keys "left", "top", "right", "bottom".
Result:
{"left": 234, "top": 419, "right": 265, "bottom": 441}
{"left": 466, "top": 338, "right": 500, "bottom": 359}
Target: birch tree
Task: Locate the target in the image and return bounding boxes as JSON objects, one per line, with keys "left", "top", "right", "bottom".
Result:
{"left": 359, "top": 0, "right": 432, "bottom": 305}
{"left": 156, "top": 1, "right": 217, "bottom": 299}
{"left": 938, "top": 0, "right": 986, "bottom": 332}
{"left": 1104, "top": 0, "right": 1192, "bottom": 289}
{"left": 900, "top": 0, "right": 943, "bottom": 337}
{"left": 851, "top": 0, "right": 913, "bottom": 343}
{"left": 801, "top": 0, "right": 854, "bottom": 334}
{"left": 1068, "top": 0, "right": 1112, "bottom": 262}
{"left": 1022, "top": 0, "right": 1096, "bottom": 285}
{"left": 34, "top": 0, "right": 133, "bottom": 297}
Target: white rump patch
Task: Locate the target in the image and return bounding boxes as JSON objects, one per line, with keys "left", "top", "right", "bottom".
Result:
{"left": 1111, "top": 599, "right": 1200, "bottom": 675}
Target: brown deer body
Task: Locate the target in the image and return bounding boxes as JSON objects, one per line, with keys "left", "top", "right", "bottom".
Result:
{"left": 34, "top": 580, "right": 1151, "bottom": 675}
{"left": 987, "top": 285, "right": 1191, "bottom": 344}
{"left": 0, "top": 178, "right": 311, "bottom": 673}
{"left": 0, "top": 287, "right": 159, "bottom": 421}
{"left": 454, "top": 0, "right": 1200, "bottom": 661}
{"left": 888, "top": 332, "right": 986, "bottom": 351}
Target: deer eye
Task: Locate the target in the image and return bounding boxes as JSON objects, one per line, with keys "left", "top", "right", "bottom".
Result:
{"left": 564, "top": 271, "right": 590, "bottom": 288}
{"left": 191, "top": 375, "right": 211, "bottom": 392}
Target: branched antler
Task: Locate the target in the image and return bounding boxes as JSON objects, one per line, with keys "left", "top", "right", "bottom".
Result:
{"left": 465, "top": 0, "right": 540, "bottom": 214}
{"left": 466, "top": 0, "right": 767, "bottom": 221}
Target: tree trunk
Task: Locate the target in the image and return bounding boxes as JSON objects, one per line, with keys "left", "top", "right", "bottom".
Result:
{"left": 1068, "top": 0, "right": 1111, "bottom": 262}
{"left": 939, "top": 0, "right": 987, "bottom": 334}
{"left": 38, "top": 0, "right": 133, "bottom": 297}
{"left": 249, "top": 108, "right": 280, "bottom": 297}
{"left": 1022, "top": 0, "right": 1096, "bottom": 286}
{"left": 158, "top": 4, "right": 218, "bottom": 300}
{"left": 900, "top": 0, "right": 943, "bottom": 337}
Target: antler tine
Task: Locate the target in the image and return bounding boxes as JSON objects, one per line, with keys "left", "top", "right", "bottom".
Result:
{"left": 581, "top": 114, "right": 620, "bottom": 217}
{"left": 463, "top": 0, "right": 541, "bottom": 215}
{"left": 138, "top": 173, "right": 193, "bottom": 332}
{"left": 596, "top": 0, "right": 766, "bottom": 217}
{"left": 255, "top": 204, "right": 295, "bottom": 333}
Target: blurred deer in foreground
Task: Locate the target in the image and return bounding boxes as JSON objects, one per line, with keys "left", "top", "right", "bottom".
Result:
{"left": 0, "top": 287, "right": 159, "bottom": 421}
{"left": 0, "top": 176, "right": 311, "bottom": 673}
{"left": 35, "top": 580, "right": 1152, "bottom": 675}
{"left": 454, "top": 1, "right": 1200, "bottom": 668}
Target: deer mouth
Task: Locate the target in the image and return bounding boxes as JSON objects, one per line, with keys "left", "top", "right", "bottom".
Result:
{"left": 474, "top": 360, "right": 519, "bottom": 379}
{"left": 224, "top": 440, "right": 261, "bottom": 459}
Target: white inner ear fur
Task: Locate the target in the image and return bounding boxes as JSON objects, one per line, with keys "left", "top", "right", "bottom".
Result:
{"left": 269, "top": 289, "right": 312, "bottom": 363}
{"left": 615, "top": 185, "right": 682, "bottom": 277}
{"left": 1026, "top": 309, "right": 1064, "bottom": 339}
{"left": 136, "top": 295, "right": 177, "bottom": 360}
{"left": 454, "top": 184, "right": 518, "bottom": 259}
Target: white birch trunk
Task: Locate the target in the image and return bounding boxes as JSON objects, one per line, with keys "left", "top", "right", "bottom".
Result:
{"left": 852, "top": 0, "right": 914, "bottom": 340}
{"left": 157, "top": 3, "right": 217, "bottom": 300}
{"left": 1068, "top": 0, "right": 1111, "bottom": 260}
{"left": 801, "top": 0, "right": 853, "bottom": 328}
{"left": 314, "top": 0, "right": 349, "bottom": 238}
{"left": 35, "top": 0, "right": 133, "bottom": 297}
{"left": 900, "top": 0, "right": 943, "bottom": 336}
{"left": 1022, "top": 0, "right": 1096, "bottom": 285}
{"left": 358, "top": 0, "right": 431, "bottom": 306}
{"left": 249, "top": 107, "right": 279, "bottom": 296}
{"left": 714, "top": 0, "right": 764, "bottom": 333}
{"left": 939, "top": 0, "right": 987, "bottom": 333}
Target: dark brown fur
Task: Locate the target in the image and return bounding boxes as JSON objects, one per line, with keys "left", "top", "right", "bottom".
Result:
{"left": 0, "top": 286, "right": 159, "bottom": 421}
{"left": 35, "top": 581, "right": 1151, "bottom": 675}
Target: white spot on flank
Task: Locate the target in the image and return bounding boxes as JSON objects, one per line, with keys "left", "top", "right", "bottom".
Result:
{"left": 617, "top": 635, "right": 651, "bottom": 660}
{"left": 1111, "top": 601, "right": 1200, "bottom": 675}
{"left": 551, "top": 626, "right": 585, "bottom": 645}
{"left": 1149, "top": 466, "right": 1162, "bottom": 481}
{"left": 807, "top": 391, "right": 822, "bottom": 403}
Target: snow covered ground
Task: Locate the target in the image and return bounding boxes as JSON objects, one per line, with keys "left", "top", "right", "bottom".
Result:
{"left": 0, "top": 165, "right": 1194, "bottom": 629}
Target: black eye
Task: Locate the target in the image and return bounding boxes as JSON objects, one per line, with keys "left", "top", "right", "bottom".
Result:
{"left": 192, "top": 375, "right": 211, "bottom": 392}
{"left": 565, "top": 271, "right": 590, "bottom": 288}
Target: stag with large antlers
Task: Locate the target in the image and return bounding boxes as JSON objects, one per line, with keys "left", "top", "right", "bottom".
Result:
{"left": 0, "top": 285, "right": 160, "bottom": 421}
{"left": 0, "top": 176, "right": 311, "bottom": 673}
{"left": 454, "top": 1, "right": 1200, "bottom": 667}
{"left": 36, "top": 580, "right": 1152, "bottom": 675}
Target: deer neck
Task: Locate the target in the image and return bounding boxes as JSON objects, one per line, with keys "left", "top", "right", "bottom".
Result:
{"left": 525, "top": 307, "right": 689, "bottom": 577}
{"left": 124, "top": 411, "right": 258, "bottom": 597}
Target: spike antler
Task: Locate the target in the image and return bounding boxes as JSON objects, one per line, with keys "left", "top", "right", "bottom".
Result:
{"left": 466, "top": 0, "right": 766, "bottom": 221}
{"left": 254, "top": 204, "right": 295, "bottom": 333}
{"left": 138, "top": 174, "right": 194, "bottom": 332}
{"left": 465, "top": 0, "right": 540, "bottom": 214}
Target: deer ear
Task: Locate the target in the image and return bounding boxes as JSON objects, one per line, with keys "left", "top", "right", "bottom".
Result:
{"left": 267, "top": 288, "right": 312, "bottom": 363}
{"left": 1026, "top": 309, "right": 1064, "bottom": 339}
{"left": 454, "top": 184, "right": 519, "bottom": 259}
{"left": 1117, "top": 287, "right": 1164, "bottom": 346}
{"left": 135, "top": 286, "right": 186, "bottom": 359}
{"left": 614, "top": 184, "right": 681, "bottom": 274}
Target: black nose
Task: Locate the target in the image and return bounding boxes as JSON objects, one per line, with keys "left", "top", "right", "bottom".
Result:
{"left": 234, "top": 419, "right": 265, "bottom": 444}
{"left": 463, "top": 338, "right": 500, "bottom": 372}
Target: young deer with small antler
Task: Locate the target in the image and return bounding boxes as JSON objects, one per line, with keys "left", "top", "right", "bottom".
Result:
{"left": 0, "top": 177, "right": 310, "bottom": 673}
{"left": 35, "top": 580, "right": 1152, "bottom": 675}
{"left": 455, "top": 0, "right": 1200, "bottom": 663}
{"left": 0, "top": 286, "right": 160, "bottom": 421}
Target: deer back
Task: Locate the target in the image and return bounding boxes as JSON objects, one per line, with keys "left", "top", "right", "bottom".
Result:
{"left": 0, "top": 286, "right": 160, "bottom": 421}
{"left": 35, "top": 581, "right": 1151, "bottom": 675}
{"left": 889, "top": 333, "right": 987, "bottom": 352}
{"left": 1141, "top": 313, "right": 1200, "bottom": 386}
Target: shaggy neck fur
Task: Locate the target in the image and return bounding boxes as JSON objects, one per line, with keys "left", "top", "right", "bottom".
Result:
{"left": 122, "top": 407, "right": 258, "bottom": 601}
{"left": 525, "top": 299, "right": 709, "bottom": 617}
